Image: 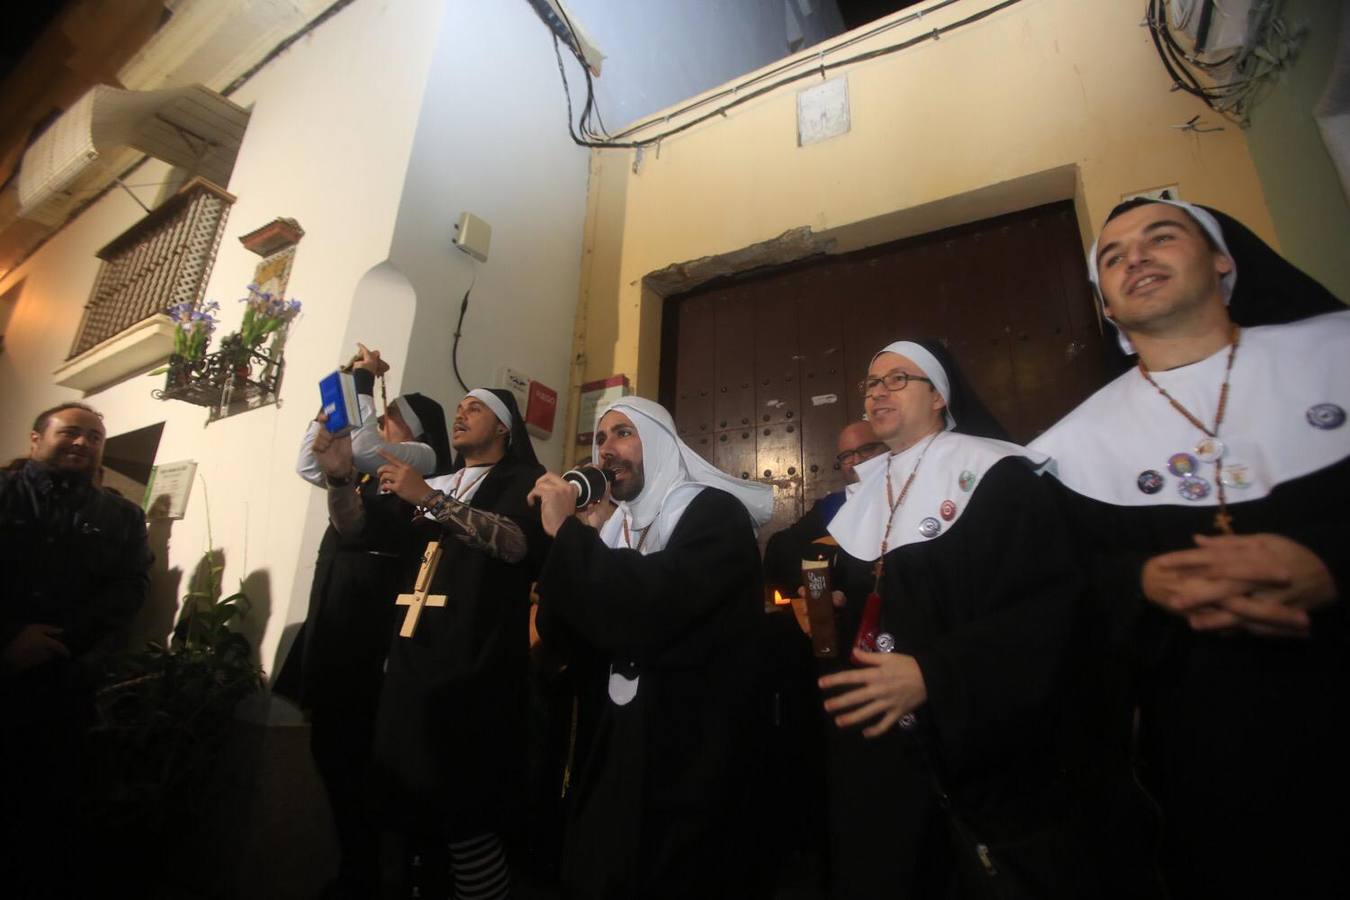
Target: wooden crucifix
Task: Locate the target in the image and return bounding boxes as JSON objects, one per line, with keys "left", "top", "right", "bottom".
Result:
{"left": 396, "top": 540, "right": 447, "bottom": 637}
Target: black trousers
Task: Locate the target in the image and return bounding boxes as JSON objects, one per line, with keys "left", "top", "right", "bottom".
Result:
{"left": 310, "top": 676, "right": 385, "bottom": 895}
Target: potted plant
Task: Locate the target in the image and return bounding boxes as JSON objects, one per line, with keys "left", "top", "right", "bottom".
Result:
{"left": 217, "top": 331, "right": 252, "bottom": 383}
{"left": 238, "top": 283, "right": 301, "bottom": 354}
{"left": 158, "top": 300, "right": 219, "bottom": 386}
{"left": 86, "top": 552, "right": 265, "bottom": 894}
{"left": 224, "top": 284, "right": 302, "bottom": 385}
{"left": 153, "top": 285, "right": 301, "bottom": 413}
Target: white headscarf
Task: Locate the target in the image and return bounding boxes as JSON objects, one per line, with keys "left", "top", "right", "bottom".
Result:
{"left": 592, "top": 397, "right": 774, "bottom": 554}
{"left": 871, "top": 341, "right": 956, "bottom": 431}
{"left": 1087, "top": 198, "right": 1237, "bottom": 355}
{"left": 390, "top": 395, "right": 422, "bottom": 440}
{"left": 832, "top": 339, "right": 1045, "bottom": 559}
{"left": 466, "top": 388, "right": 513, "bottom": 428}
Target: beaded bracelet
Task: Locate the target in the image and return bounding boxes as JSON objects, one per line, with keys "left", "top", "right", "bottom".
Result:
{"left": 417, "top": 490, "right": 453, "bottom": 520}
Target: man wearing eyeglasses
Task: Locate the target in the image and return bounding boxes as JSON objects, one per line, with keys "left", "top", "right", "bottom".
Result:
{"left": 762, "top": 420, "right": 884, "bottom": 597}
{"left": 818, "top": 340, "right": 1096, "bottom": 899}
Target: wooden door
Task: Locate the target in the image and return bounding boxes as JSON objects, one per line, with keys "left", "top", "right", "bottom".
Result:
{"left": 662, "top": 201, "right": 1109, "bottom": 544}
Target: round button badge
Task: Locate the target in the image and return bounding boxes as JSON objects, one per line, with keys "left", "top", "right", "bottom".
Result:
{"left": 1177, "top": 475, "right": 1212, "bottom": 501}
{"left": 1219, "top": 463, "right": 1253, "bottom": 489}
{"left": 1307, "top": 403, "right": 1346, "bottom": 430}
{"left": 918, "top": 517, "right": 942, "bottom": 539}
{"left": 1168, "top": 453, "right": 1199, "bottom": 477}
{"left": 1137, "top": 470, "right": 1165, "bottom": 494}
{"left": 875, "top": 632, "right": 896, "bottom": 653}
{"left": 939, "top": 499, "right": 957, "bottom": 521}
{"left": 1193, "top": 437, "right": 1225, "bottom": 463}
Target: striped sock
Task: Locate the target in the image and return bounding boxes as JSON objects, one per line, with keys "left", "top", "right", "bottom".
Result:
{"left": 448, "top": 832, "right": 510, "bottom": 900}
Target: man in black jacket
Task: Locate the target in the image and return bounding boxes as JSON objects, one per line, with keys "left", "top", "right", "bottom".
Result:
{"left": 1, "top": 402, "right": 151, "bottom": 897}
{"left": 763, "top": 419, "right": 883, "bottom": 598}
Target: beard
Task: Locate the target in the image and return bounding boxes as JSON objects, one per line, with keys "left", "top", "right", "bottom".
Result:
{"left": 610, "top": 464, "right": 644, "bottom": 501}
{"left": 39, "top": 449, "right": 98, "bottom": 476}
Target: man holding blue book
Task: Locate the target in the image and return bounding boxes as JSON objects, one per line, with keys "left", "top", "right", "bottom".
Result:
{"left": 277, "top": 344, "right": 450, "bottom": 899}
{"left": 315, "top": 377, "right": 545, "bottom": 900}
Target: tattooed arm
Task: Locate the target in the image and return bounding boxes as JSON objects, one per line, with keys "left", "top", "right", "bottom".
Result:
{"left": 327, "top": 479, "right": 366, "bottom": 538}
{"left": 371, "top": 451, "right": 528, "bottom": 563}
{"left": 424, "top": 492, "right": 527, "bottom": 563}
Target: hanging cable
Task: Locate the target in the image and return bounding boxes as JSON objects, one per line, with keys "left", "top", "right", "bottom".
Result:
{"left": 1143, "top": 0, "right": 1302, "bottom": 126}
{"left": 450, "top": 266, "right": 477, "bottom": 394}
{"left": 546, "top": 0, "right": 1025, "bottom": 150}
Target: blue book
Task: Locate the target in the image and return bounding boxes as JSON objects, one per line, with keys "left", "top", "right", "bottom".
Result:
{"left": 319, "top": 370, "right": 361, "bottom": 436}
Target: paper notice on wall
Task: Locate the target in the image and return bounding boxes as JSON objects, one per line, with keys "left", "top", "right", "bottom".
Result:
{"left": 142, "top": 460, "right": 197, "bottom": 520}
{"left": 810, "top": 393, "right": 838, "bottom": 406}
{"left": 577, "top": 374, "right": 630, "bottom": 444}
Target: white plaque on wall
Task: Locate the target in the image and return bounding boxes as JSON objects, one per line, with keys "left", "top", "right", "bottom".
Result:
{"left": 142, "top": 460, "right": 197, "bottom": 520}
{"left": 797, "top": 76, "right": 850, "bottom": 146}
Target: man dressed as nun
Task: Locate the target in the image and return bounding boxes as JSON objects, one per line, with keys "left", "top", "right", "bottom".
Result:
{"left": 820, "top": 339, "right": 1097, "bottom": 898}
{"left": 1031, "top": 198, "right": 1350, "bottom": 899}
{"left": 282, "top": 344, "right": 452, "bottom": 899}
{"left": 528, "top": 397, "right": 773, "bottom": 899}
{"left": 315, "top": 386, "right": 545, "bottom": 900}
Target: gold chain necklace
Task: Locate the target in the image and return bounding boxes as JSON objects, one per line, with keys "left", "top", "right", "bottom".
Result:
{"left": 1136, "top": 326, "right": 1240, "bottom": 534}
{"left": 621, "top": 515, "right": 651, "bottom": 552}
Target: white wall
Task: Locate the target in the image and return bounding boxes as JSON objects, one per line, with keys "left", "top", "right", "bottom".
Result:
{"left": 0, "top": 0, "right": 447, "bottom": 688}
{"left": 386, "top": 0, "right": 595, "bottom": 471}
{"left": 0, "top": 0, "right": 830, "bottom": 695}
{"left": 566, "top": 0, "right": 846, "bottom": 129}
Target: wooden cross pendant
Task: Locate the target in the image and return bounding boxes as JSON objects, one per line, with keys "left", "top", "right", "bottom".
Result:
{"left": 396, "top": 540, "right": 447, "bottom": 637}
{"left": 1214, "top": 510, "right": 1234, "bottom": 535}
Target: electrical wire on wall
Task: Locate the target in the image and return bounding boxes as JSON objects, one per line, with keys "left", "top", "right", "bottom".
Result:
{"left": 450, "top": 265, "right": 477, "bottom": 394}
{"left": 544, "top": 0, "right": 1026, "bottom": 151}
{"left": 1144, "top": 0, "right": 1303, "bottom": 126}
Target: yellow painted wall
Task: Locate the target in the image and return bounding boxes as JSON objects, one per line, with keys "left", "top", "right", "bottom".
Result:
{"left": 1245, "top": 0, "right": 1350, "bottom": 302}
{"left": 572, "top": 0, "right": 1277, "bottom": 437}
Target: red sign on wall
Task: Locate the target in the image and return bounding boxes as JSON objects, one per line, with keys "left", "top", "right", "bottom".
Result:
{"left": 525, "top": 380, "right": 558, "bottom": 439}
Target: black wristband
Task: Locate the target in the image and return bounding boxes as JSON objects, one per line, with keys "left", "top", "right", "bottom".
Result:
{"left": 352, "top": 368, "right": 376, "bottom": 397}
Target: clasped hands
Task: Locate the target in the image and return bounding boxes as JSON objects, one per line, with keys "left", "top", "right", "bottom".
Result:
{"left": 1142, "top": 532, "right": 1337, "bottom": 639}
{"left": 2, "top": 624, "right": 70, "bottom": 672}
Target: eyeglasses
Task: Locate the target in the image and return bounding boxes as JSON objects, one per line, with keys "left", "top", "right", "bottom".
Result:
{"left": 858, "top": 372, "right": 933, "bottom": 396}
{"left": 834, "top": 441, "right": 887, "bottom": 467}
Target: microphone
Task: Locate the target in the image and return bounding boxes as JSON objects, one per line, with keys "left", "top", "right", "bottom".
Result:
{"left": 562, "top": 465, "right": 613, "bottom": 508}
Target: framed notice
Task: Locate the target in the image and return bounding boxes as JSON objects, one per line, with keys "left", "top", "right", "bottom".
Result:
{"left": 576, "top": 374, "right": 630, "bottom": 445}
{"left": 142, "top": 460, "right": 197, "bottom": 520}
